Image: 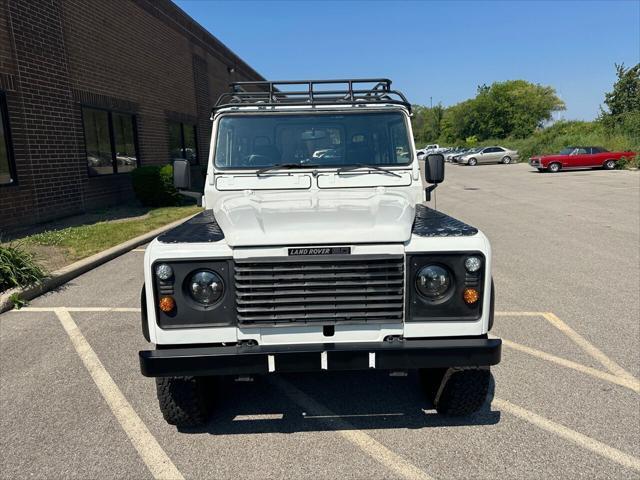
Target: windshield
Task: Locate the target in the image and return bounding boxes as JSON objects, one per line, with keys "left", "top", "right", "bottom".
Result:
{"left": 214, "top": 112, "right": 412, "bottom": 169}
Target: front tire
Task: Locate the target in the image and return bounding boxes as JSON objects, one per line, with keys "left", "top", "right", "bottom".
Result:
{"left": 603, "top": 159, "right": 616, "bottom": 170}
{"left": 420, "top": 367, "right": 491, "bottom": 416}
{"left": 548, "top": 162, "right": 561, "bottom": 173}
{"left": 468, "top": 158, "right": 478, "bottom": 166}
{"left": 502, "top": 156, "right": 511, "bottom": 164}
{"left": 156, "top": 376, "right": 212, "bottom": 427}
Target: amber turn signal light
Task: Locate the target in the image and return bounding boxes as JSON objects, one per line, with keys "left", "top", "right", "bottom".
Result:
{"left": 159, "top": 296, "right": 175, "bottom": 312}
{"left": 463, "top": 288, "right": 479, "bottom": 304}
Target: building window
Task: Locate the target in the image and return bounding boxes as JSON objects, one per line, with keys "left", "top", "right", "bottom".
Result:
{"left": 168, "top": 121, "right": 198, "bottom": 164}
{"left": 0, "top": 91, "right": 17, "bottom": 185}
{"left": 82, "top": 106, "right": 139, "bottom": 176}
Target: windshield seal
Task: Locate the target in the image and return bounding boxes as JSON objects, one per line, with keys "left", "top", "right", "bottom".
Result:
{"left": 212, "top": 110, "right": 414, "bottom": 171}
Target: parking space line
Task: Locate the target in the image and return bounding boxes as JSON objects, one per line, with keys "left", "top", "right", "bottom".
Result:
{"left": 494, "top": 397, "right": 640, "bottom": 472}
{"left": 54, "top": 308, "right": 184, "bottom": 480}
{"left": 273, "top": 377, "right": 434, "bottom": 480}
{"left": 495, "top": 311, "right": 543, "bottom": 316}
{"left": 502, "top": 339, "right": 640, "bottom": 392}
{"left": 495, "top": 310, "right": 638, "bottom": 384}
{"left": 66, "top": 307, "right": 142, "bottom": 312}
{"left": 542, "top": 312, "right": 638, "bottom": 382}
{"left": 12, "top": 307, "right": 141, "bottom": 313}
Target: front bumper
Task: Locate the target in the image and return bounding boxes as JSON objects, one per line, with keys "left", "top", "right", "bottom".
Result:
{"left": 139, "top": 337, "right": 502, "bottom": 377}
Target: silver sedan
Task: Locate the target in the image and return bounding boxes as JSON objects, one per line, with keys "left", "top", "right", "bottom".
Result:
{"left": 458, "top": 146, "right": 519, "bottom": 165}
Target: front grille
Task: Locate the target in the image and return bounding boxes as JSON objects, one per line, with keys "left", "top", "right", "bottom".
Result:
{"left": 234, "top": 255, "right": 404, "bottom": 325}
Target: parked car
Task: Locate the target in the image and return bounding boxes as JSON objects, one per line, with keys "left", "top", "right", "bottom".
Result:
{"left": 529, "top": 146, "right": 637, "bottom": 173}
{"left": 458, "top": 146, "right": 519, "bottom": 166}
{"left": 452, "top": 148, "right": 477, "bottom": 163}
{"left": 446, "top": 147, "right": 467, "bottom": 162}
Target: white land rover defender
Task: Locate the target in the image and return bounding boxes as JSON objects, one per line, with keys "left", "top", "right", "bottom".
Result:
{"left": 139, "top": 79, "right": 501, "bottom": 427}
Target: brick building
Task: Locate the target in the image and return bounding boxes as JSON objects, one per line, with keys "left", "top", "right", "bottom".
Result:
{"left": 0, "top": 0, "right": 263, "bottom": 231}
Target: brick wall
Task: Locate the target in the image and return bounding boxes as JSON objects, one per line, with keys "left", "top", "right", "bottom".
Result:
{"left": 0, "top": 0, "right": 262, "bottom": 231}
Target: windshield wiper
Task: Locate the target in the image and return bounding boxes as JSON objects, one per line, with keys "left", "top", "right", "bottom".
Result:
{"left": 257, "top": 163, "right": 318, "bottom": 176}
{"left": 337, "top": 163, "right": 401, "bottom": 178}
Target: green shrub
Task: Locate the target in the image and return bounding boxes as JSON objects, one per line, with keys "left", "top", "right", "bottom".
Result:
{"left": 131, "top": 165, "right": 179, "bottom": 207}
{"left": 0, "top": 243, "right": 46, "bottom": 292}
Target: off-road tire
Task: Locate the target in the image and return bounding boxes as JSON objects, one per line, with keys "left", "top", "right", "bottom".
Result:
{"left": 603, "top": 159, "right": 616, "bottom": 170}
{"left": 421, "top": 367, "right": 491, "bottom": 416}
{"left": 502, "top": 156, "right": 511, "bottom": 164}
{"left": 156, "top": 376, "right": 212, "bottom": 427}
{"left": 548, "top": 162, "right": 561, "bottom": 173}
{"left": 468, "top": 158, "right": 478, "bottom": 166}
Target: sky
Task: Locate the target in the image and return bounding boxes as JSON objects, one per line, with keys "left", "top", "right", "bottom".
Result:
{"left": 174, "top": 0, "right": 640, "bottom": 121}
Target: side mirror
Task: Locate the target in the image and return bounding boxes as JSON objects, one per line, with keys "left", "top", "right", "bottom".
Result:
{"left": 425, "top": 153, "right": 445, "bottom": 184}
{"left": 173, "top": 159, "right": 191, "bottom": 190}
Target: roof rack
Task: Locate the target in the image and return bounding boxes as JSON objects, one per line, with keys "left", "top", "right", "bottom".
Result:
{"left": 212, "top": 78, "right": 412, "bottom": 115}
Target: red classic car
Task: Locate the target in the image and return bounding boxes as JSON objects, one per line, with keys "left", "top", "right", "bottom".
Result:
{"left": 529, "top": 146, "right": 637, "bottom": 173}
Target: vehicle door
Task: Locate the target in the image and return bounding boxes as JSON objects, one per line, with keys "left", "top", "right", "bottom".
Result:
{"left": 570, "top": 148, "right": 590, "bottom": 167}
{"left": 480, "top": 147, "right": 497, "bottom": 163}
{"left": 586, "top": 147, "right": 607, "bottom": 167}
{"left": 491, "top": 147, "right": 507, "bottom": 163}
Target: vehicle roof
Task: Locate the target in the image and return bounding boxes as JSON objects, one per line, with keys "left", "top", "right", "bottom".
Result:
{"left": 213, "top": 103, "right": 410, "bottom": 117}
{"left": 212, "top": 78, "right": 412, "bottom": 117}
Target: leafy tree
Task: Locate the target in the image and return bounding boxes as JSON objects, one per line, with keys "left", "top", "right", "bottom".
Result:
{"left": 411, "top": 80, "right": 565, "bottom": 143}
{"left": 471, "top": 80, "right": 565, "bottom": 139}
{"left": 602, "top": 63, "right": 640, "bottom": 116}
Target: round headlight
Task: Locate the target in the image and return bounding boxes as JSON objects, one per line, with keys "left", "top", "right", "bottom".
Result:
{"left": 464, "top": 256, "right": 482, "bottom": 273}
{"left": 416, "top": 265, "right": 451, "bottom": 299}
{"left": 188, "top": 270, "right": 224, "bottom": 305}
{"left": 155, "top": 263, "right": 173, "bottom": 280}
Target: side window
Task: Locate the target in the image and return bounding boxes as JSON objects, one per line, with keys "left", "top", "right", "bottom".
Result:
{"left": 390, "top": 120, "right": 410, "bottom": 162}
{"left": 575, "top": 148, "right": 588, "bottom": 155}
{"left": 168, "top": 121, "right": 199, "bottom": 165}
{"left": 494, "top": 147, "right": 505, "bottom": 152}
{"left": 0, "top": 90, "right": 17, "bottom": 185}
{"left": 482, "top": 147, "right": 493, "bottom": 153}
{"left": 82, "top": 106, "right": 139, "bottom": 176}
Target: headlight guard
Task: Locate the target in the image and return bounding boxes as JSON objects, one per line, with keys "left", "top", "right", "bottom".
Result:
{"left": 152, "top": 259, "right": 234, "bottom": 329}
{"left": 407, "top": 252, "right": 485, "bottom": 322}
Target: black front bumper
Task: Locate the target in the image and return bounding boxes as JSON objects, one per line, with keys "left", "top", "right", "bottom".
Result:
{"left": 139, "top": 337, "right": 501, "bottom": 377}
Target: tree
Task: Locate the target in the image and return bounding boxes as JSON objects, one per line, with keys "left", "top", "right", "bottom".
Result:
{"left": 410, "top": 79, "right": 565, "bottom": 143}
{"left": 471, "top": 80, "right": 565, "bottom": 139}
{"left": 602, "top": 63, "right": 640, "bottom": 116}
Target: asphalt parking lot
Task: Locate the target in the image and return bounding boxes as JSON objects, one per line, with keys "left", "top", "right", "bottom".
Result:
{"left": 1, "top": 162, "right": 639, "bottom": 479}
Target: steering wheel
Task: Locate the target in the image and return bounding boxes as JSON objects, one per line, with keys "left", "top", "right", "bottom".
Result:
{"left": 247, "top": 154, "right": 270, "bottom": 166}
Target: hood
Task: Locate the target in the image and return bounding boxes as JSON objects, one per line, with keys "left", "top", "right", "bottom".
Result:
{"left": 213, "top": 189, "right": 416, "bottom": 247}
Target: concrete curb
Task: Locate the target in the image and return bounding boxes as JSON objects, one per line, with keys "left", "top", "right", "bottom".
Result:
{"left": 0, "top": 214, "right": 196, "bottom": 314}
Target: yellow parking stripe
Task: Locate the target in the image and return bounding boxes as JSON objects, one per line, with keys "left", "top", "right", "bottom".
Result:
{"left": 54, "top": 308, "right": 184, "bottom": 480}
{"left": 274, "top": 377, "right": 434, "bottom": 480}
{"left": 494, "top": 398, "right": 640, "bottom": 472}
{"left": 503, "top": 339, "right": 640, "bottom": 392}
{"left": 542, "top": 312, "right": 638, "bottom": 382}
{"left": 495, "top": 311, "right": 544, "bottom": 316}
